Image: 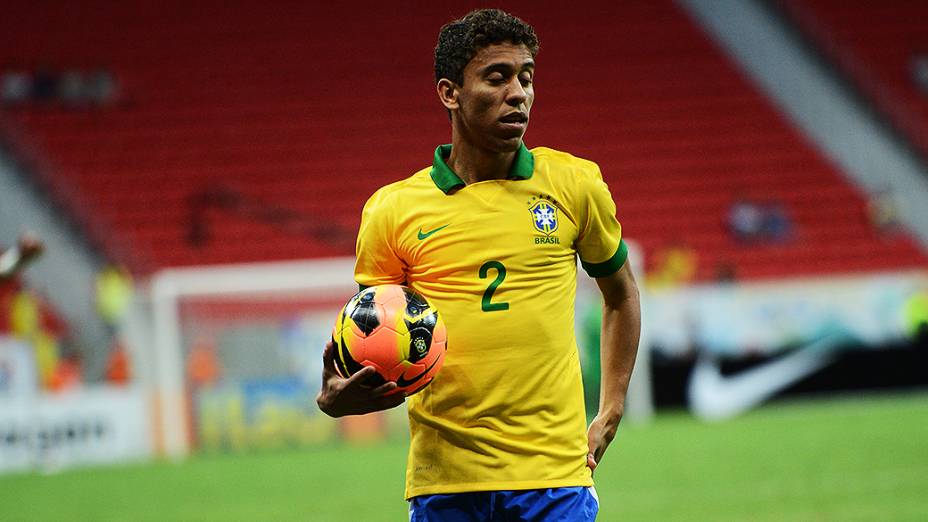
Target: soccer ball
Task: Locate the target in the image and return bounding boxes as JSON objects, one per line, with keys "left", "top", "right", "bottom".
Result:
{"left": 332, "top": 284, "right": 447, "bottom": 396}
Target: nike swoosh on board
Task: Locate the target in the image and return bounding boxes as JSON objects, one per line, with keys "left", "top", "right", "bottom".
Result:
{"left": 417, "top": 224, "right": 450, "bottom": 240}
{"left": 687, "top": 334, "right": 846, "bottom": 420}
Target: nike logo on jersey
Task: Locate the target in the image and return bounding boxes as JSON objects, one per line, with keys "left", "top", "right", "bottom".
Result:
{"left": 417, "top": 224, "right": 449, "bottom": 240}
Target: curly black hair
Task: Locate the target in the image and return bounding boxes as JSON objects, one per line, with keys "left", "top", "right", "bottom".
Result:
{"left": 435, "top": 9, "right": 539, "bottom": 85}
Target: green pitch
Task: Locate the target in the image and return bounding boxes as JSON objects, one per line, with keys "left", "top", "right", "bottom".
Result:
{"left": 2, "top": 392, "right": 926, "bottom": 521}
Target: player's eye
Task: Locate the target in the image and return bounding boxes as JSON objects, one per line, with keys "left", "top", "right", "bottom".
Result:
{"left": 519, "top": 74, "right": 533, "bottom": 86}
{"left": 487, "top": 73, "right": 505, "bottom": 83}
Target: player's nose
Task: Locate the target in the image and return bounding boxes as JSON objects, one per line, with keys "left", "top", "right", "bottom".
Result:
{"left": 505, "top": 77, "right": 528, "bottom": 106}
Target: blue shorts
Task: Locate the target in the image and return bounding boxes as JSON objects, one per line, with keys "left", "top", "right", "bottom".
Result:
{"left": 409, "top": 486, "right": 598, "bottom": 522}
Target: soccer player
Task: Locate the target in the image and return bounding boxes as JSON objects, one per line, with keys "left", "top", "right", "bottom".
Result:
{"left": 316, "top": 9, "right": 641, "bottom": 521}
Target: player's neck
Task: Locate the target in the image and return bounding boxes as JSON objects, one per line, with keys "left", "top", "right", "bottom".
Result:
{"left": 446, "top": 136, "right": 516, "bottom": 185}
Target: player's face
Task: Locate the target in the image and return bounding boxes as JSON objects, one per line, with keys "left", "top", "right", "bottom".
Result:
{"left": 455, "top": 42, "right": 535, "bottom": 152}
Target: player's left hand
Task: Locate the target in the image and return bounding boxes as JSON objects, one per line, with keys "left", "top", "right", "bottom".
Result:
{"left": 586, "top": 410, "right": 621, "bottom": 474}
{"left": 316, "top": 340, "right": 405, "bottom": 417}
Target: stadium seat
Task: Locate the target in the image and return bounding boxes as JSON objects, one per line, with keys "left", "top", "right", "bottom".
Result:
{"left": 780, "top": 0, "right": 928, "bottom": 158}
{"left": 1, "top": 0, "right": 925, "bottom": 279}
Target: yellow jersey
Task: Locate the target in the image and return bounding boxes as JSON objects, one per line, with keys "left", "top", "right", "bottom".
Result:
{"left": 355, "top": 142, "right": 626, "bottom": 498}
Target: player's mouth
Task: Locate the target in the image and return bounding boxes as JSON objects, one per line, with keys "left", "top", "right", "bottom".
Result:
{"left": 498, "top": 111, "right": 528, "bottom": 133}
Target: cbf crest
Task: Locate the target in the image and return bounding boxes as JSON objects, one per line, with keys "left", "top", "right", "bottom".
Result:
{"left": 529, "top": 199, "right": 559, "bottom": 236}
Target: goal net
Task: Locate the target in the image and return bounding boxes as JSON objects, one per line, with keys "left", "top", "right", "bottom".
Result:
{"left": 131, "top": 248, "right": 651, "bottom": 459}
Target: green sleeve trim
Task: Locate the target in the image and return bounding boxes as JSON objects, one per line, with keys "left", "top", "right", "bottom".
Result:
{"left": 581, "top": 240, "right": 628, "bottom": 278}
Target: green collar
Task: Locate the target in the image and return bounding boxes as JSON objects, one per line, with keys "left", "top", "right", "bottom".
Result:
{"left": 429, "top": 142, "right": 534, "bottom": 194}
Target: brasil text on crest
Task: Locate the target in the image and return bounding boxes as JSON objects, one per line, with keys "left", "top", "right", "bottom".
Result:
{"left": 529, "top": 197, "right": 560, "bottom": 244}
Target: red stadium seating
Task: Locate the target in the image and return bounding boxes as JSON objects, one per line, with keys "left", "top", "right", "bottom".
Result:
{"left": 781, "top": 0, "right": 928, "bottom": 158}
{"left": 1, "top": 1, "right": 925, "bottom": 280}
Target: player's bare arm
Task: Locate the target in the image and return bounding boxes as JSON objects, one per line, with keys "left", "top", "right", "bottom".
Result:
{"left": 316, "top": 340, "right": 405, "bottom": 418}
{"left": 0, "top": 232, "right": 44, "bottom": 280}
{"left": 587, "top": 261, "right": 641, "bottom": 472}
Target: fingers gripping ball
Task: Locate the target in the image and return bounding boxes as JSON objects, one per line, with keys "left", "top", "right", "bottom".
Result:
{"left": 332, "top": 285, "right": 447, "bottom": 396}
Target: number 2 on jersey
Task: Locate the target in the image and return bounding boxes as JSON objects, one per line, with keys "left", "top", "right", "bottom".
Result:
{"left": 479, "top": 261, "right": 509, "bottom": 312}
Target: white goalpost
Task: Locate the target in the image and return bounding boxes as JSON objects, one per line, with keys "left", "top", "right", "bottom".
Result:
{"left": 132, "top": 245, "right": 651, "bottom": 460}
{"left": 134, "top": 258, "right": 356, "bottom": 458}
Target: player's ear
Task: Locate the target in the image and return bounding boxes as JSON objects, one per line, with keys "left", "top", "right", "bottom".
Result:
{"left": 437, "top": 78, "right": 459, "bottom": 111}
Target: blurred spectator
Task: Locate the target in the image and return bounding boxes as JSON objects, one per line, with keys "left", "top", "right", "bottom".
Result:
{"left": 729, "top": 197, "right": 793, "bottom": 243}
{"left": 9, "top": 289, "right": 71, "bottom": 390}
{"left": 9, "top": 287, "right": 40, "bottom": 339}
{"left": 1, "top": 233, "right": 43, "bottom": 342}
{"left": 33, "top": 329, "right": 62, "bottom": 389}
{"left": 48, "top": 343, "right": 82, "bottom": 392}
{"left": 905, "top": 290, "right": 928, "bottom": 341}
{"left": 0, "top": 233, "right": 44, "bottom": 281}
{"left": 0, "top": 70, "right": 31, "bottom": 105}
{"left": 868, "top": 188, "right": 902, "bottom": 235}
{"left": 31, "top": 66, "right": 59, "bottom": 103}
{"left": 647, "top": 242, "right": 698, "bottom": 288}
{"left": 2, "top": 234, "right": 77, "bottom": 392}
{"left": 912, "top": 54, "right": 928, "bottom": 95}
{"left": 188, "top": 336, "right": 221, "bottom": 388}
{"left": 96, "top": 263, "right": 134, "bottom": 330}
{"left": 728, "top": 197, "right": 765, "bottom": 242}
{"left": 1, "top": 66, "right": 119, "bottom": 108}
{"left": 59, "top": 70, "right": 87, "bottom": 108}
{"left": 761, "top": 203, "right": 793, "bottom": 242}
{"left": 96, "top": 263, "right": 134, "bottom": 386}
{"left": 87, "top": 69, "right": 118, "bottom": 106}
{"left": 105, "top": 339, "right": 131, "bottom": 385}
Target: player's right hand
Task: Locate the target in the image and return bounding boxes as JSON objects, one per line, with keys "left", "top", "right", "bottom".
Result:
{"left": 316, "top": 340, "right": 405, "bottom": 417}
{"left": 17, "top": 232, "right": 44, "bottom": 263}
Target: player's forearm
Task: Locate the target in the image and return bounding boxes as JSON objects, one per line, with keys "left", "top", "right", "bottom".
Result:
{"left": 0, "top": 235, "right": 44, "bottom": 280}
{"left": 0, "top": 245, "right": 24, "bottom": 279}
{"left": 597, "top": 282, "right": 641, "bottom": 423}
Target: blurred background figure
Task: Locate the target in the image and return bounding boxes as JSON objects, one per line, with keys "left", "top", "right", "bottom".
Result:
{"left": 868, "top": 187, "right": 903, "bottom": 235}
{"left": 0, "top": 67, "right": 31, "bottom": 106}
{"left": 728, "top": 196, "right": 794, "bottom": 244}
{"left": 0, "top": 233, "right": 43, "bottom": 280}
{"left": 905, "top": 288, "right": 928, "bottom": 341}
{"left": 96, "top": 263, "right": 133, "bottom": 386}
{"left": 0, "top": 65, "right": 119, "bottom": 109}
{"left": 1, "top": 234, "right": 74, "bottom": 393}
{"left": 647, "top": 241, "right": 698, "bottom": 289}
{"left": 912, "top": 53, "right": 928, "bottom": 96}
{"left": 96, "top": 263, "right": 133, "bottom": 331}
{"left": 29, "top": 65, "right": 58, "bottom": 104}
{"left": 728, "top": 196, "right": 766, "bottom": 243}
{"left": 760, "top": 201, "right": 793, "bottom": 242}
